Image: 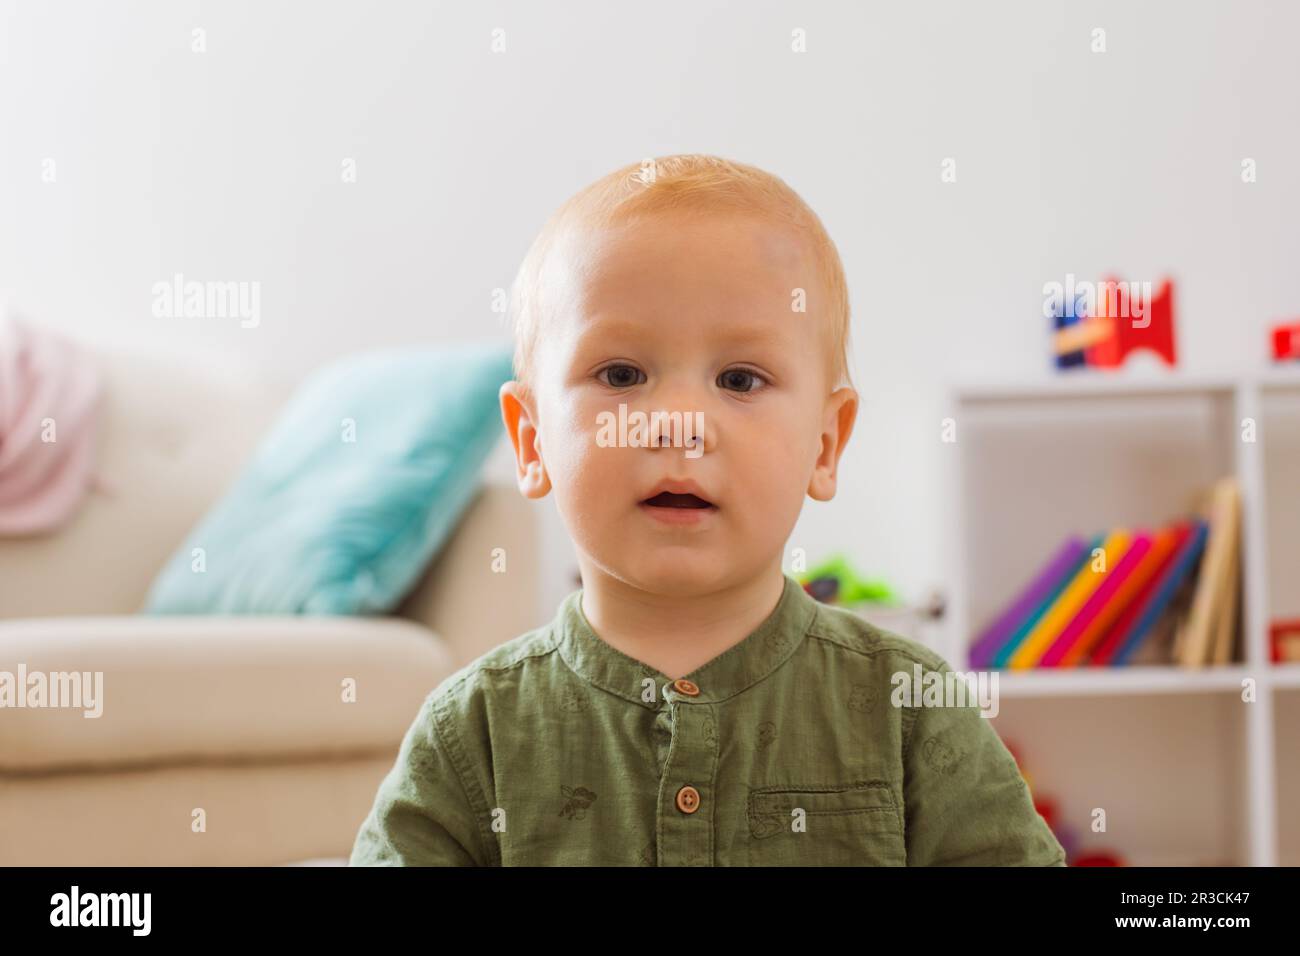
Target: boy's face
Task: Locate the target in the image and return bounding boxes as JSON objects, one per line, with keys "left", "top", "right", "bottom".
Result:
{"left": 501, "top": 211, "right": 857, "bottom": 597}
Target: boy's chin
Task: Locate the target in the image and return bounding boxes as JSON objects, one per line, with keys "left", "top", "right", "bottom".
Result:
{"left": 619, "top": 555, "right": 745, "bottom": 597}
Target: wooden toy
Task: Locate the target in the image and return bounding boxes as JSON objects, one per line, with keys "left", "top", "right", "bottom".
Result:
{"left": 1051, "top": 277, "right": 1177, "bottom": 369}
{"left": 1050, "top": 297, "right": 1089, "bottom": 369}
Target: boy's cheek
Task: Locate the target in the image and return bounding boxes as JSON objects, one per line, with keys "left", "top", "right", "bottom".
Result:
{"left": 551, "top": 447, "right": 628, "bottom": 505}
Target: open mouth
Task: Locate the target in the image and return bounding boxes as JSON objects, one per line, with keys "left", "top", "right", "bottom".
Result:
{"left": 641, "top": 492, "right": 715, "bottom": 510}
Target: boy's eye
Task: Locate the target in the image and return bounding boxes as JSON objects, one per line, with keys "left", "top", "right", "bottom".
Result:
{"left": 596, "top": 364, "right": 767, "bottom": 393}
{"left": 718, "top": 368, "right": 767, "bottom": 393}
{"left": 597, "top": 364, "right": 645, "bottom": 388}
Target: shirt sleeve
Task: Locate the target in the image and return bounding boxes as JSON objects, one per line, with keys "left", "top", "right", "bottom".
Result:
{"left": 349, "top": 693, "right": 491, "bottom": 866}
{"left": 901, "top": 660, "right": 1067, "bottom": 867}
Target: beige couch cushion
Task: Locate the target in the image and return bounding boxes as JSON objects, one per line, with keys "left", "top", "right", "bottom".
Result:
{"left": 0, "top": 614, "right": 455, "bottom": 771}
{"left": 0, "top": 348, "right": 283, "bottom": 619}
{"left": 0, "top": 755, "right": 395, "bottom": 866}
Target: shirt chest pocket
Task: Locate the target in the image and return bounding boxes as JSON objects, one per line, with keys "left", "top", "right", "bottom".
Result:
{"left": 746, "top": 781, "right": 906, "bottom": 867}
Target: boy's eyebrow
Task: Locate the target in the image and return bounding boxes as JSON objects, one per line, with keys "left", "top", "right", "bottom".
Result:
{"left": 576, "top": 314, "right": 792, "bottom": 349}
{"left": 707, "top": 322, "right": 792, "bottom": 348}
{"left": 574, "top": 315, "right": 644, "bottom": 342}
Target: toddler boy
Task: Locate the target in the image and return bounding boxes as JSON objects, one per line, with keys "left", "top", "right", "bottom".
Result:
{"left": 350, "top": 154, "right": 1066, "bottom": 866}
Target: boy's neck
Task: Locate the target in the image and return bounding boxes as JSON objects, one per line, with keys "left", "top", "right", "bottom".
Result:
{"left": 577, "top": 560, "right": 787, "bottom": 681}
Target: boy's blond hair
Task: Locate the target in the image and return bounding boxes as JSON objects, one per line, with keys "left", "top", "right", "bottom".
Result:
{"left": 507, "top": 154, "right": 853, "bottom": 396}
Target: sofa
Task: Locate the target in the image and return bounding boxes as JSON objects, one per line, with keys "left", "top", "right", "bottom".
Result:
{"left": 0, "top": 346, "right": 541, "bottom": 865}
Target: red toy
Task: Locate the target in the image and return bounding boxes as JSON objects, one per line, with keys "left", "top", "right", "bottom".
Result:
{"left": 1005, "top": 738, "right": 1129, "bottom": 866}
{"left": 1053, "top": 277, "right": 1177, "bottom": 369}
{"left": 1071, "top": 852, "right": 1126, "bottom": 866}
{"left": 1271, "top": 619, "right": 1300, "bottom": 662}
{"left": 1272, "top": 321, "right": 1300, "bottom": 361}
{"left": 1089, "top": 277, "right": 1176, "bottom": 367}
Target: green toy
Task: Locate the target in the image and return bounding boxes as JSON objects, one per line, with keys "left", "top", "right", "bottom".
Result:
{"left": 797, "top": 554, "right": 899, "bottom": 606}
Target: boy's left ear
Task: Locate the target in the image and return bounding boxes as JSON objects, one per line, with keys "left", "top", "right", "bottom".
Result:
{"left": 807, "top": 387, "right": 858, "bottom": 502}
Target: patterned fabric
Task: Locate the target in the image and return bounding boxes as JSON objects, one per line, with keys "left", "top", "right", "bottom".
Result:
{"left": 351, "top": 573, "right": 1066, "bottom": 866}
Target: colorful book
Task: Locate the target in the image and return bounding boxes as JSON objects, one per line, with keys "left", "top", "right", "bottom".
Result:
{"left": 1209, "top": 510, "right": 1242, "bottom": 665}
{"left": 991, "top": 537, "right": 1099, "bottom": 668}
{"left": 1179, "top": 478, "right": 1241, "bottom": 667}
{"left": 1100, "top": 521, "right": 1209, "bottom": 666}
{"left": 1067, "top": 526, "right": 1181, "bottom": 667}
{"left": 969, "top": 536, "right": 1090, "bottom": 668}
{"left": 1090, "top": 524, "right": 1191, "bottom": 665}
{"left": 1008, "top": 531, "right": 1132, "bottom": 669}
{"left": 1039, "top": 533, "right": 1153, "bottom": 667}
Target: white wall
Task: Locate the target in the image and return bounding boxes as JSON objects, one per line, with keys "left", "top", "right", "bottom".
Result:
{"left": 3, "top": 0, "right": 1297, "bottom": 617}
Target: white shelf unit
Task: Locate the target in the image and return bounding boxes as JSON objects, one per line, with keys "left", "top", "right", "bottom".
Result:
{"left": 944, "top": 370, "right": 1300, "bottom": 867}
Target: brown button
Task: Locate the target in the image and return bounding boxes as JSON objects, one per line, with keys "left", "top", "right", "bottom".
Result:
{"left": 672, "top": 678, "right": 700, "bottom": 696}
{"left": 676, "top": 785, "right": 701, "bottom": 814}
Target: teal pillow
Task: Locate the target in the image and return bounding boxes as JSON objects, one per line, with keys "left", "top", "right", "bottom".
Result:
{"left": 144, "top": 344, "right": 513, "bottom": 614}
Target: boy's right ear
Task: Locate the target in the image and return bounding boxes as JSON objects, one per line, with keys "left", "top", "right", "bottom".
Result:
{"left": 499, "top": 381, "right": 551, "bottom": 500}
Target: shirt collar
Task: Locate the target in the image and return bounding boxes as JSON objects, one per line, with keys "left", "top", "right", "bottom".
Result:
{"left": 555, "top": 573, "right": 820, "bottom": 708}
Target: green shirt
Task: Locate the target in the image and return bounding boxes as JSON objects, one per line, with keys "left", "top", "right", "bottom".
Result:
{"left": 349, "top": 573, "right": 1067, "bottom": 866}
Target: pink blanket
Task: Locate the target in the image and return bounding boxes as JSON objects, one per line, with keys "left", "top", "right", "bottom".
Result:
{"left": 0, "top": 313, "right": 104, "bottom": 535}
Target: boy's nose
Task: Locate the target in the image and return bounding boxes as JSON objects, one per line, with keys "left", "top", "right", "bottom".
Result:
{"left": 646, "top": 408, "right": 712, "bottom": 456}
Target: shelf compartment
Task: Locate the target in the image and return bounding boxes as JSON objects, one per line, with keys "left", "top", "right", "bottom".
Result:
{"left": 991, "top": 692, "right": 1248, "bottom": 866}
